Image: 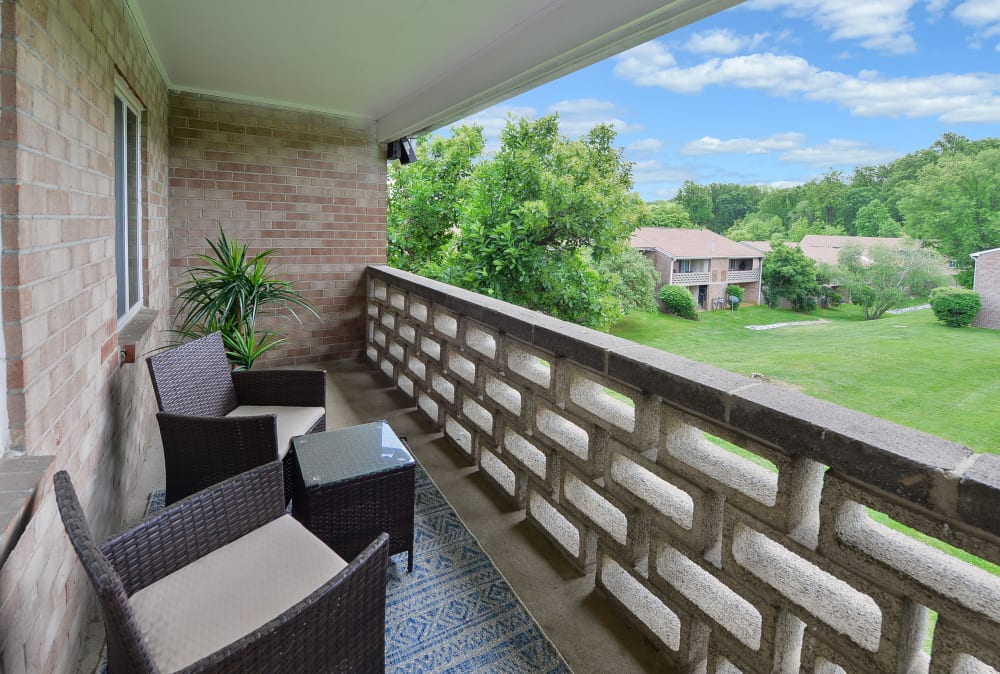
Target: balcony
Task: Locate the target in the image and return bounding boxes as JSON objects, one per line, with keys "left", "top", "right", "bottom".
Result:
{"left": 671, "top": 272, "right": 711, "bottom": 285}
{"left": 365, "top": 264, "right": 1000, "bottom": 673}
{"left": 726, "top": 269, "right": 761, "bottom": 284}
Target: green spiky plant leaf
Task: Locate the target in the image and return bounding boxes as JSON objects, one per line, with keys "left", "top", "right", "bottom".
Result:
{"left": 171, "top": 229, "right": 319, "bottom": 369}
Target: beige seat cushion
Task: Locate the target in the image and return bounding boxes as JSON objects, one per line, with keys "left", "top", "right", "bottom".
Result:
{"left": 226, "top": 405, "right": 325, "bottom": 459}
{"left": 130, "top": 515, "right": 347, "bottom": 673}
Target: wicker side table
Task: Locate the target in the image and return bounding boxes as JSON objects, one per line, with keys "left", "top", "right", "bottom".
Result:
{"left": 292, "top": 420, "right": 416, "bottom": 571}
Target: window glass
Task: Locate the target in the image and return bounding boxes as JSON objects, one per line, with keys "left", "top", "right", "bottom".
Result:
{"left": 114, "top": 92, "right": 142, "bottom": 322}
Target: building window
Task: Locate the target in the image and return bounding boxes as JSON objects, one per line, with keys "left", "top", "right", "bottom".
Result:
{"left": 677, "top": 259, "right": 692, "bottom": 273}
{"left": 114, "top": 88, "right": 143, "bottom": 322}
{"left": 729, "top": 258, "right": 750, "bottom": 271}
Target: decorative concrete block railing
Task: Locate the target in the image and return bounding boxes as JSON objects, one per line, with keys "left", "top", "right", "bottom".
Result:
{"left": 726, "top": 269, "right": 761, "bottom": 284}
{"left": 671, "top": 272, "right": 711, "bottom": 285}
{"left": 365, "top": 265, "right": 1000, "bottom": 674}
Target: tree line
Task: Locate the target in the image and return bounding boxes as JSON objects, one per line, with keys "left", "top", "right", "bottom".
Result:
{"left": 388, "top": 117, "right": 998, "bottom": 329}
{"left": 651, "top": 132, "right": 1000, "bottom": 287}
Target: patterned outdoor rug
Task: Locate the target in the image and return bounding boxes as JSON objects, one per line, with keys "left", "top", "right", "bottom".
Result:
{"left": 384, "top": 466, "right": 569, "bottom": 673}
{"left": 98, "top": 466, "right": 569, "bottom": 673}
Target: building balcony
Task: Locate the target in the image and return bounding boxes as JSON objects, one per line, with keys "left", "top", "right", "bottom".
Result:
{"left": 364, "top": 264, "right": 1000, "bottom": 674}
{"left": 726, "top": 269, "right": 761, "bottom": 284}
{"left": 671, "top": 272, "right": 711, "bottom": 285}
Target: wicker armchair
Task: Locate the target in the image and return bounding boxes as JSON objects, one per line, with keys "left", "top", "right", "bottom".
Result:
{"left": 55, "top": 461, "right": 389, "bottom": 673}
{"left": 146, "top": 332, "right": 326, "bottom": 504}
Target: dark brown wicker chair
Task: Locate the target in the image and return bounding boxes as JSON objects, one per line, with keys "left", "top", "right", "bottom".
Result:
{"left": 55, "top": 461, "right": 389, "bottom": 673}
{"left": 146, "top": 331, "right": 326, "bottom": 504}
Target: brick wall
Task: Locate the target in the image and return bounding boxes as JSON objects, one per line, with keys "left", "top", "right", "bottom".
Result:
{"left": 167, "top": 93, "right": 388, "bottom": 365}
{"left": 0, "top": 0, "right": 169, "bottom": 671}
{"left": 973, "top": 251, "right": 1000, "bottom": 329}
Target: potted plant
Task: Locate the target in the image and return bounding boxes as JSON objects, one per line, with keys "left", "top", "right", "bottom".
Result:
{"left": 172, "top": 229, "right": 319, "bottom": 369}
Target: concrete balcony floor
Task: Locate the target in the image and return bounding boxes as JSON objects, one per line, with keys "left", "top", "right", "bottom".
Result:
{"left": 77, "top": 358, "right": 669, "bottom": 673}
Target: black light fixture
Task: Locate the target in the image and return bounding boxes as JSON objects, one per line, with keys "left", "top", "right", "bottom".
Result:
{"left": 387, "top": 137, "right": 417, "bottom": 164}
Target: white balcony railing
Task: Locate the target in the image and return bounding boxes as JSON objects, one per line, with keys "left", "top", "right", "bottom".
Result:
{"left": 366, "top": 264, "right": 1000, "bottom": 674}
{"left": 727, "top": 269, "right": 760, "bottom": 283}
{"left": 671, "top": 272, "right": 710, "bottom": 285}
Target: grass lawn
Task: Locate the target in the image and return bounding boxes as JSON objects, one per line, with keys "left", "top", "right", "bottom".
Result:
{"left": 611, "top": 304, "right": 1000, "bottom": 456}
{"left": 613, "top": 303, "right": 1000, "bottom": 651}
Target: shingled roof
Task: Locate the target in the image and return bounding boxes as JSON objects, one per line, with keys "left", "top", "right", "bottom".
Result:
{"left": 630, "top": 228, "right": 762, "bottom": 259}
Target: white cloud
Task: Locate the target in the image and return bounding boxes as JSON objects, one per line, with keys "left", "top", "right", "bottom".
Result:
{"left": 777, "top": 139, "right": 904, "bottom": 167}
{"left": 954, "top": 0, "right": 1000, "bottom": 47}
{"left": 768, "top": 180, "right": 807, "bottom": 189}
{"left": 546, "top": 98, "right": 644, "bottom": 136}
{"left": 954, "top": 0, "right": 1000, "bottom": 24}
{"left": 626, "top": 138, "right": 665, "bottom": 155}
{"left": 925, "top": 0, "right": 951, "bottom": 14}
{"left": 681, "top": 132, "right": 806, "bottom": 156}
{"left": 631, "top": 160, "right": 692, "bottom": 185}
{"left": 458, "top": 105, "right": 537, "bottom": 138}
{"left": 744, "top": 0, "right": 919, "bottom": 53}
{"left": 684, "top": 29, "right": 769, "bottom": 55}
{"left": 613, "top": 42, "right": 1000, "bottom": 123}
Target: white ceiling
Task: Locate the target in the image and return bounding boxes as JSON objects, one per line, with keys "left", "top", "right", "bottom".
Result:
{"left": 127, "top": 0, "right": 740, "bottom": 142}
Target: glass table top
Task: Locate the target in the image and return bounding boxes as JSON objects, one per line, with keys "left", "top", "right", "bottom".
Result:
{"left": 293, "top": 420, "right": 414, "bottom": 488}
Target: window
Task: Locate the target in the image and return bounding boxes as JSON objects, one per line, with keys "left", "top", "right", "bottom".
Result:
{"left": 729, "top": 258, "right": 750, "bottom": 271}
{"left": 114, "top": 87, "right": 143, "bottom": 323}
{"left": 677, "top": 259, "right": 692, "bottom": 273}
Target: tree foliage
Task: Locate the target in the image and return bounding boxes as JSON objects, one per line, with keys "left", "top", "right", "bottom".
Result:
{"left": 658, "top": 134, "right": 998, "bottom": 265}
{"left": 836, "top": 240, "right": 946, "bottom": 319}
{"left": 387, "top": 126, "right": 484, "bottom": 272}
{"left": 594, "top": 248, "right": 659, "bottom": 314}
{"left": 897, "top": 149, "right": 1000, "bottom": 284}
{"left": 761, "top": 243, "right": 821, "bottom": 312}
{"left": 644, "top": 201, "right": 695, "bottom": 229}
{"left": 930, "top": 287, "right": 982, "bottom": 327}
{"left": 388, "top": 116, "right": 647, "bottom": 329}
{"left": 853, "top": 201, "right": 900, "bottom": 237}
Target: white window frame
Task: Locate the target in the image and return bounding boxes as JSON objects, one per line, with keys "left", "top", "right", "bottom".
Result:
{"left": 114, "top": 81, "right": 144, "bottom": 325}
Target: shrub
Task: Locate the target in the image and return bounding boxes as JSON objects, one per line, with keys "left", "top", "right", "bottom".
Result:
{"left": 930, "top": 287, "right": 981, "bottom": 327}
{"left": 819, "top": 286, "right": 842, "bottom": 308}
{"left": 725, "top": 284, "right": 744, "bottom": 309}
{"left": 659, "top": 285, "right": 698, "bottom": 320}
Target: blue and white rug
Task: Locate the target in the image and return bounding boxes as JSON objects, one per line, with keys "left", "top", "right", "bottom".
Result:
{"left": 100, "top": 467, "right": 569, "bottom": 673}
{"left": 385, "top": 467, "right": 570, "bottom": 673}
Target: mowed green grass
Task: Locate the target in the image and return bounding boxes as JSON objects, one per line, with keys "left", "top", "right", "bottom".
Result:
{"left": 611, "top": 304, "right": 1000, "bottom": 455}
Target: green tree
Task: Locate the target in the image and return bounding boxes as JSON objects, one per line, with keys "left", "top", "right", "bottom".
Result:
{"left": 389, "top": 116, "right": 644, "bottom": 330}
{"left": 594, "top": 248, "right": 659, "bottom": 314}
{"left": 725, "top": 213, "right": 785, "bottom": 242}
{"left": 853, "top": 201, "right": 897, "bottom": 237}
{"left": 674, "top": 181, "right": 713, "bottom": 228}
{"left": 837, "top": 240, "right": 946, "bottom": 319}
{"left": 897, "top": 149, "right": 1000, "bottom": 285}
{"left": 645, "top": 201, "right": 695, "bottom": 229}
{"left": 387, "top": 126, "right": 484, "bottom": 273}
{"left": 810, "top": 171, "right": 850, "bottom": 228}
{"left": 761, "top": 243, "right": 821, "bottom": 312}
{"left": 710, "top": 183, "right": 762, "bottom": 233}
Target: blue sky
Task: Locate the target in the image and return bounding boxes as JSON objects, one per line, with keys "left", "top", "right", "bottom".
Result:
{"left": 454, "top": 0, "right": 1000, "bottom": 201}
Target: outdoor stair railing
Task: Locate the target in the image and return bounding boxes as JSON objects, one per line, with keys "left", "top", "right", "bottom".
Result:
{"left": 366, "top": 264, "right": 1000, "bottom": 674}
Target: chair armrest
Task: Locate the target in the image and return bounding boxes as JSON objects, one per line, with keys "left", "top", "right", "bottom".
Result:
{"left": 102, "top": 461, "right": 287, "bottom": 597}
{"left": 232, "top": 369, "right": 326, "bottom": 408}
{"left": 187, "top": 533, "right": 390, "bottom": 672}
{"left": 154, "top": 412, "right": 280, "bottom": 505}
